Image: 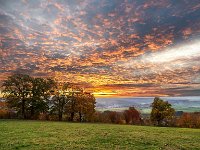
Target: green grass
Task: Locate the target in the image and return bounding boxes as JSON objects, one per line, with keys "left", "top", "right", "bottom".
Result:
{"left": 0, "top": 120, "right": 200, "bottom": 150}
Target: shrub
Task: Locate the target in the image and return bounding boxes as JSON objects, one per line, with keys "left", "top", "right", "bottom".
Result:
{"left": 0, "top": 109, "right": 9, "bottom": 119}
{"left": 38, "top": 113, "right": 49, "bottom": 120}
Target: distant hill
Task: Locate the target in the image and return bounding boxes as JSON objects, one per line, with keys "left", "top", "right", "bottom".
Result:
{"left": 96, "top": 97, "right": 200, "bottom": 113}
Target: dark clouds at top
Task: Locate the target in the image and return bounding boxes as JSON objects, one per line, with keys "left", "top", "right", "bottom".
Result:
{"left": 0, "top": 0, "right": 200, "bottom": 96}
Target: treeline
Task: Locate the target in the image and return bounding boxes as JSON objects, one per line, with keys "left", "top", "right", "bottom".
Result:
{"left": 92, "top": 97, "right": 200, "bottom": 128}
{"left": 93, "top": 107, "right": 141, "bottom": 125}
{"left": 0, "top": 74, "right": 200, "bottom": 128}
{"left": 1, "top": 74, "right": 95, "bottom": 122}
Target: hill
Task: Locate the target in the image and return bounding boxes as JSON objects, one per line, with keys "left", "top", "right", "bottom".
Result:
{"left": 0, "top": 120, "right": 200, "bottom": 150}
{"left": 96, "top": 97, "right": 200, "bottom": 114}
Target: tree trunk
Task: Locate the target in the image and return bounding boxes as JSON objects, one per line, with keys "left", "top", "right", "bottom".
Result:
{"left": 58, "top": 113, "right": 62, "bottom": 121}
{"left": 22, "top": 99, "right": 26, "bottom": 119}
{"left": 79, "top": 112, "right": 82, "bottom": 122}
{"left": 157, "top": 119, "right": 162, "bottom": 126}
{"left": 30, "top": 106, "right": 34, "bottom": 119}
{"left": 58, "top": 98, "right": 62, "bottom": 121}
{"left": 70, "top": 112, "right": 74, "bottom": 121}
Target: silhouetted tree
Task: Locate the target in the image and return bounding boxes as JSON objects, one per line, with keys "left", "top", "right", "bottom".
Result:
{"left": 65, "top": 85, "right": 80, "bottom": 121}
{"left": 50, "top": 82, "right": 70, "bottom": 121}
{"left": 29, "top": 78, "right": 55, "bottom": 119}
{"left": 2, "top": 74, "right": 55, "bottom": 119}
{"left": 2, "top": 74, "right": 32, "bottom": 119}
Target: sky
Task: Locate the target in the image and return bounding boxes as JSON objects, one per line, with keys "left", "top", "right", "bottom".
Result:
{"left": 0, "top": 0, "right": 200, "bottom": 97}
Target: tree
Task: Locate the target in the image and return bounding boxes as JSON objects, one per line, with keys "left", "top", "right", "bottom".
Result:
{"left": 2, "top": 74, "right": 55, "bottom": 119}
{"left": 123, "top": 107, "right": 141, "bottom": 124}
{"left": 150, "top": 97, "right": 175, "bottom": 126}
{"left": 177, "top": 112, "right": 200, "bottom": 128}
{"left": 108, "top": 111, "right": 119, "bottom": 123}
{"left": 76, "top": 92, "right": 96, "bottom": 122}
{"left": 2, "top": 74, "right": 32, "bottom": 119}
{"left": 64, "top": 84, "right": 79, "bottom": 121}
{"left": 46, "top": 82, "right": 96, "bottom": 122}
{"left": 103, "top": 111, "right": 124, "bottom": 124}
{"left": 83, "top": 92, "right": 96, "bottom": 121}
{"left": 50, "top": 82, "right": 70, "bottom": 121}
{"left": 2, "top": 74, "right": 97, "bottom": 122}
{"left": 64, "top": 85, "right": 96, "bottom": 122}
{"left": 28, "top": 78, "right": 55, "bottom": 119}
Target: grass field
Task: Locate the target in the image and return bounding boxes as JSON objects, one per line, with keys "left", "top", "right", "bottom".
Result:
{"left": 0, "top": 120, "right": 200, "bottom": 150}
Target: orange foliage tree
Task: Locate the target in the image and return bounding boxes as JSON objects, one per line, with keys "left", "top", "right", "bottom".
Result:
{"left": 123, "top": 107, "right": 141, "bottom": 124}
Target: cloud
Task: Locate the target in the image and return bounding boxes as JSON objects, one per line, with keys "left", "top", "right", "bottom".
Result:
{"left": 144, "top": 41, "right": 200, "bottom": 63}
{"left": 0, "top": 0, "right": 200, "bottom": 96}
{"left": 121, "top": 41, "right": 200, "bottom": 73}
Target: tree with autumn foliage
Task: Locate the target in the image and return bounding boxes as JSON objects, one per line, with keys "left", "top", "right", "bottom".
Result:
{"left": 64, "top": 85, "right": 96, "bottom": 122}
{"left": 150, "top": 97, "right": 175, "bottom": 126}
{"left": 76, "top": 92, "right": 96, "bottom": 122}
{"left": 2, "top": 74, "right": 55, "bottom": 119}
{"left": 176, "top": 112, "right": 200, "bottom": 128}
{"left": 0, "top": 101, "right": 9, "bottom": 119}
{"left": 49, "top": 82, "right": 96, "bottom": 122}
{"left": 123, "top": 107, "right": 141, "bottom": 124}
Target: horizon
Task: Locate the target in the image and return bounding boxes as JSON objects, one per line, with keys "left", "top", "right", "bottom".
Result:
{"left": 0, "top": 0, "right": 200, "bottom": 97}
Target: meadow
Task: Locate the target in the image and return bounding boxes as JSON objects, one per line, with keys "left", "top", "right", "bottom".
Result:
{"left": 0, "top": 120, "right": 200, "bottom": 150}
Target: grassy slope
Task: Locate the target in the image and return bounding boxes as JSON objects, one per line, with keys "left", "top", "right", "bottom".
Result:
{"left": 0, "top": 120, "right": 200, "bottom": 150}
